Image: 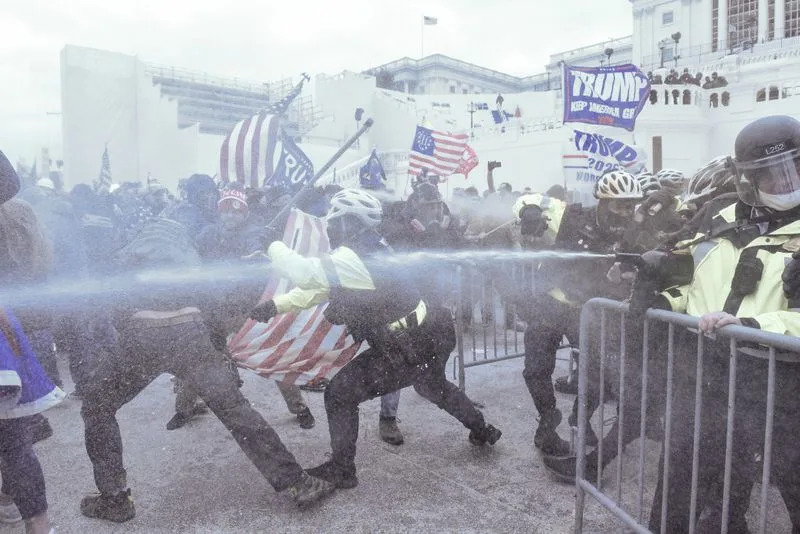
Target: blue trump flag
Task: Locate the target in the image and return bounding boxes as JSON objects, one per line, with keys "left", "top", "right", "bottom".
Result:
{"left": 268, "top": 132, "right": 315, "bottom": 192}
{"left": 359, "top": 149, "right": 386, "bottom": 189}
{"left": 562, "top": 64, "right": 650, "bottom": 131}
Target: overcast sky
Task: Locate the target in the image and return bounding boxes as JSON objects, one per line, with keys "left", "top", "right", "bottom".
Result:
{"left": 0, "top": 0, "right": 632, "bottom": 164}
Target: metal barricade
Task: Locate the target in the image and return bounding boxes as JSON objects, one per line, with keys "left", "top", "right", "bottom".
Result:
{"left": 573, "top": 297, "right": 800, "bottom": 534}
{"left": 449, "top": 262, "right": 578, "bottom": 390}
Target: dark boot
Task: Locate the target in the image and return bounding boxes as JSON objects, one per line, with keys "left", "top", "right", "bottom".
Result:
{"left": 542, "top": 454, "right": 598, "bottom": 484}
{"left": 534, "top": 409, "right": 571, "bottom": 456}
{"left": 469, "top": 424, "right": 502, "bottom": 446}
{"left": 165, "top": 403, "right": 207, "bottom": 431}
{"left": 80, "top": 489, "right": 136, "bottom": 523}
{"left": 287, "top": 471, "right": 335, "bottom": 507}
{"left": 306, "top": 461, "right": 358, "bottom": 489}
{"left": 296, "top": 408, "right": 315, "bottom": 430}
{"left": 379, "top": 416, "right": 404, "bottom": 445}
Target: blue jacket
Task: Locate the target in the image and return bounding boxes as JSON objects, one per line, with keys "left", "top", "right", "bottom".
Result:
{"left": 0, "top": 309, "right": 64, "bottom": 419}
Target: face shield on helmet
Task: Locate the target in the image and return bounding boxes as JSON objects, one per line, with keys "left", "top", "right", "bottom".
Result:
{"left": 730, "top": 149, "right": 800, "bottom": 211}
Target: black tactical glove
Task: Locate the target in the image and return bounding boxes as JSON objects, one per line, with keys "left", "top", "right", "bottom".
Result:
{"left": 782, "top": 250, "right": 800, "bottom": 308}
{"left": 249, "top": 300, "right": 278, "bottom": 323}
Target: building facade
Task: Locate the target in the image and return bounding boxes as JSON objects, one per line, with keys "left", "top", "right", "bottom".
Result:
{"left": 632, "top": 0, "right": 800, "bottom": 71}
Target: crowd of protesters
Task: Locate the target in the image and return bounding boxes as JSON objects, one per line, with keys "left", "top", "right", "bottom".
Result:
{"left": 2, "top": 113, "right": 800, "bottom": 533}
{"left": 647, "top": 68, "right": 728, "bottom": 88}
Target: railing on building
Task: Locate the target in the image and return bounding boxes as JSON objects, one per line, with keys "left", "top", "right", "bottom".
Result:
{"left": 647, "top": 85, "right": 732, "bottom": 108}
{"left": 639, "top": 34, "right": 800, "bottom": 73}
{"left": 573, "top": 297, "right": 800, "bottom": 534}
{"left": 145, "top": 63, "right": 272, "bottom": 96}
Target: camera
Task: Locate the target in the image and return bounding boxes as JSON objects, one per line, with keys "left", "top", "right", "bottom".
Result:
{"left": 488, "top": 161, "right": 502, "bottom": 170}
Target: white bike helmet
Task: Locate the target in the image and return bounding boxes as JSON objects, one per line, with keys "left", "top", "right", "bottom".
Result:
{"left": 326, "top": 188, "right": 383, "bottom": 227}
{"left": 635, "top": 171, "right": 661, "bottom": 195}
{"left": 681, "top": 156, "right": 736, "bottom": 210}
{"left": 656, "top": 168, "right": 687, "bottom": 193}
{"left": 593, "top": 171, "right": 644, "bottom": 200}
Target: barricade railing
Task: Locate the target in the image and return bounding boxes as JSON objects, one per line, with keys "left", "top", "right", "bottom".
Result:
{"left": 448, "top": 262, "right": 577, "bottom": 391}
{"left": 573, "top": 297, "right": 800, "bottom": 534}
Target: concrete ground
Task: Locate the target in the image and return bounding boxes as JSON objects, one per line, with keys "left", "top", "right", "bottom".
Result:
{"left": 1, "top": 348, "right": 793, "bottom": 533}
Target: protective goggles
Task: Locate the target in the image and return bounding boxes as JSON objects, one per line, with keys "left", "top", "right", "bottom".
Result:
{"left": 728, "top": 150, "right": 800, "bottom": 206}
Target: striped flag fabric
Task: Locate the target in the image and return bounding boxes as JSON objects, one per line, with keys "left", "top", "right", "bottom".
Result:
{"left": 408, "top": 125, "right": 469, "bottom": 177}
{"left": 228, "top": 208, "right": 363, "bottom": 384}
{"left": 94, "top": 145, "right": 112, "bottom": 194}
{"left": 219, "top": 111, "right": 281, "bottom": 188}
{"left": 219, "top": 75, "right": 308, "bottom": 188}
{"left": 423, "top": 16, "right": 438, "bottom": 25}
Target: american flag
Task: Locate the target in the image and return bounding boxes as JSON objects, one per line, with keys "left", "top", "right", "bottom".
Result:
{"left": 408, "top": 125, "right": 469, "bottom": 177}
{"left": 228, "top": 208, "right": 363, "bottom": 384}
{"left": 219, "top": 75, "right": 308, "bottom": 188}
{"left": 94, "top": 145, "right": 112, "bottom": 194}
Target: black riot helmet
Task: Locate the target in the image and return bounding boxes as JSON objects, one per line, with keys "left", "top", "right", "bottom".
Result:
{"left": 730, "top": 115, "right": 800, "bottom": 211}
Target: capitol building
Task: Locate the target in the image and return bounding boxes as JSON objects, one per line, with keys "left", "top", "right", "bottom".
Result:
{"left": 59, "top": 0, "right": 800, "bottom": 197}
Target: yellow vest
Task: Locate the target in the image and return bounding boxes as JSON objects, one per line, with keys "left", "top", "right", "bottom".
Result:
{"left": 662, "top": 204, "right": 800, "bottom": 336}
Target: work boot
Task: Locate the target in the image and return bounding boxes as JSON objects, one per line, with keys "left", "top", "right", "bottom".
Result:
{"left": 468, "top": 424, "right": 503, "bottom": 446}
{"left": 29, "top": 414, "right": 53, "bottom": 444}
{"left": 534, "top": 409, "right": 571, "bottom": 457}
{"left": 542, "top": 454, "right": 598, "bottom": 484}
{"left": 379, "top": 416, "right": 404, "bottom": 445}
{"left": 166, "top": 403, "right": 208, "bottom": 431}
{"left": 296, "top": 408, "right": 315, "bottom": 430}
{"left": 554, "top": 370, "right": 578, "bottom": 395}
{"left": 80, "top": 489, "right": 136, "bottom": 523}
{"left": 287, "top": 471, "right": 335, "bottom": 507}
{"left": 306, "top": 461, "right": 358, "bottom": 489}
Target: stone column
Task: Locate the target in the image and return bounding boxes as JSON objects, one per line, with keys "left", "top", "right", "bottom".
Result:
{"left": 775, "top": 0, "right": 786, "bottom": 40}
{"left": 718, "top": 0, "right": 729, "bottom": 51}
{"left": 758, "top": 0, "right": 768, "bottom": 42}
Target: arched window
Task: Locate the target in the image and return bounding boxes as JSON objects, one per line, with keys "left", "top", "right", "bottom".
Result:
{"left": 756, "top": 88, "right": 766, "bottom": 102}
{"left": 682, "top": 89, "right": 691, "bottom": 105}
{"left": 650, "top": 89, "right": 658, "bottom": 104}
{"left": 721, "top": 91, "right": 730, "bottom": 106}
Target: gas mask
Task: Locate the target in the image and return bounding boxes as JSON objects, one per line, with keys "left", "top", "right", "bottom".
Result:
{"left": 519, "top": 205, "right": 547, "bottom": 237}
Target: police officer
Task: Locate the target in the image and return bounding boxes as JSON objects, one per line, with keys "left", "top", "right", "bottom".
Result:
{"left": 249, "top": 188, "right": 501, "bottom": 489}
{"left": 634, "top": 115, "right": 800, "bottom": 532}
{"left": 507, "top": 172, "right": 641, "bottom": 457}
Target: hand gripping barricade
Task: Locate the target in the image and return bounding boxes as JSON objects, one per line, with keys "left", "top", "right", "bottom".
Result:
{"left": 572, "top": 297, "right": 800, "bottom": 534}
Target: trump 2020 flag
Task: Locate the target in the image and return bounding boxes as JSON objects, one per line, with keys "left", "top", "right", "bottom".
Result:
{"left": 268, "top": 133, "right": 315, "bottom": 192}
{"left": 359, "top": 149, "right": 386, "bottom": 189}
{"left": 563, "top": 64, "right": 650, "bottom": 131}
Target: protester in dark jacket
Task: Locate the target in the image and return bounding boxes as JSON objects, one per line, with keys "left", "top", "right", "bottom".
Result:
{"left": 0, "top": 151, "right": 19, "bottom": 204}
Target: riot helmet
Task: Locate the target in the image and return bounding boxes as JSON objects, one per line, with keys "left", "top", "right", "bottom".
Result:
{"left": 730, "top": 115, "right": 800, "bottom": 211}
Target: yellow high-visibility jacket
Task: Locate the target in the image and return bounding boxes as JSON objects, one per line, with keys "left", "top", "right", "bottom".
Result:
{"left": 660, "top": 203, "right": 800, "bottom": 336}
